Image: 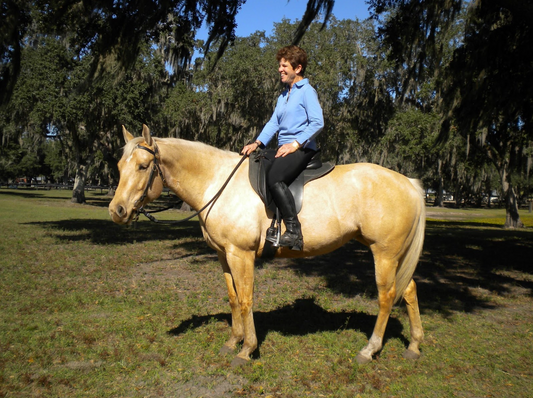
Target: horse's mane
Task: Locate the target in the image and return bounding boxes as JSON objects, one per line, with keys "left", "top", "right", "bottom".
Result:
{"left": 122, "top": 136, "right": 237, "bottom": 159}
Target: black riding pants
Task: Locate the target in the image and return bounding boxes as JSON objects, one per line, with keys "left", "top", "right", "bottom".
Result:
{"left": 266, "top": 148, "right": 317, "bottom": 189}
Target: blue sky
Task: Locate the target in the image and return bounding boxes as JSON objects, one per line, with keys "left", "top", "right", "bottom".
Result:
{"left": 198, "top": 0, "right": 371, "bottom": 40}
{"left": 233, "top": 0, "right": 371, "bottom": 37}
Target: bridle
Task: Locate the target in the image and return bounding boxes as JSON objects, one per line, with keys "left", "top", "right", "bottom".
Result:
{"left": 130, "top": 142, "right": 248, "bottom": 225}
{"left": 133, "top": 144, "right": 166, "bottom": 212}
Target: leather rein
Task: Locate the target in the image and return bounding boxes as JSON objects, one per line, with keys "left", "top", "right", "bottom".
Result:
{"left": 132, "top": 143, "right": 248, "bottom": 225}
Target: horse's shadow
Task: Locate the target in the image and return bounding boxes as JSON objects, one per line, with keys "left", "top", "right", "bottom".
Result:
{"left": 167, "top": 297, "right": 407, "bottom": 358}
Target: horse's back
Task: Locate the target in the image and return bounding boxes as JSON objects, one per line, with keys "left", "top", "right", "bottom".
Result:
{"left": 298, "top": 162, "right": 424, "bottom": 253}
{"left": 304, "top": 162, "right": 422, "bottom": 210}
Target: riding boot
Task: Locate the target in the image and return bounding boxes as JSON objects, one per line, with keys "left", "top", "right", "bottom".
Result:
{"left": 269, "top": 181, "right": 303, "bottom": 251}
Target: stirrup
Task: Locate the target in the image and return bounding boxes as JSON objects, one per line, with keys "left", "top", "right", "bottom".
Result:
{"left": 265, "top": 210, "right": 281, "bottom": 247}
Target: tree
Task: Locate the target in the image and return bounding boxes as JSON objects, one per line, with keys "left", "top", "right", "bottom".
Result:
{"left": 440, "top": 0, "right": 532, "bottom": 227}
{"left": 2, "top": 36, "right": 169, "bottom": 202}
{"left": 1, "top": 0, "right": 256, "bottom": 108}
{"left": 370, "top": 0, "right": 533, "bottom": 227}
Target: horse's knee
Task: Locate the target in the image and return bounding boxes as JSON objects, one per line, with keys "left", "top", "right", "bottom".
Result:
{"left": 239, "top": 300, "right": 253, "bottom": 317}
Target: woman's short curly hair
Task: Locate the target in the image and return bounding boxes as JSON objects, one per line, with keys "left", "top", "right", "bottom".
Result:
{"left": 276, "top": 45, "right": 308, "bottom": 76}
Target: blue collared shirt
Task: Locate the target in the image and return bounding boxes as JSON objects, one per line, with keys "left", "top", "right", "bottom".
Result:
{"left": 257, "top": 78, "right": 324, "bottom": 151}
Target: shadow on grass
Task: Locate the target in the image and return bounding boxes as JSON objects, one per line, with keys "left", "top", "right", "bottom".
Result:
{"left": 85, "top": 192, "right": 182, "bottom": 210}
{"left": 168, "top": 297, "right": 408, "bottom": 358}
{"left": 282, "top": 221, "right": 533, "bottom": 318}
{"left": 0, "top": 190, "right": 50, "bottom": 199}
{"left": 25, "top": 217, "right": 205, "bottom": 246}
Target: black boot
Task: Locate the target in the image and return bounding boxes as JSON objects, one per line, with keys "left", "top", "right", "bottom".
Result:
{"left": 269, "top": 182, "right": 303, "bottom": 251}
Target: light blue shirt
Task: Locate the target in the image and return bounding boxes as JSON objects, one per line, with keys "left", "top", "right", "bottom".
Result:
{"left": 257, "top": 78, "right": 324, "bottom": 151}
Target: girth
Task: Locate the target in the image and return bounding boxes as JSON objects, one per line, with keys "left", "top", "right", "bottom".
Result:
{"left": 248, "top": 149, "right": 335, "bottom": 215}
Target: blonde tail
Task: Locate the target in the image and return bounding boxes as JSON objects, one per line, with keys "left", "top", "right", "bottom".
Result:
{"left": 394, "top": 179, "right": 426, "bottom": 304}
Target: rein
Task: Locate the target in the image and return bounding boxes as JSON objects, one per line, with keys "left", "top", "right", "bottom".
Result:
{"left": 133, "top": 143, "right": 248, "bottom": 225}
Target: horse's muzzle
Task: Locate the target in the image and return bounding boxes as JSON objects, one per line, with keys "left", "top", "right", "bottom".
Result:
{"left": 109, "top": 202, "right": 134, "bottom": 225}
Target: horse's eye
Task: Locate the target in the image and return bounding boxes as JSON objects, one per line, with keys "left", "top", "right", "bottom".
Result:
{"left": 138, "top": 164, "right": 149, "bottom": 171}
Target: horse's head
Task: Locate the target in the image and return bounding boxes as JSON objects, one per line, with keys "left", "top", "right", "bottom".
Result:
{"left": 109, "top": 124, "right": 164, "bottom": 224}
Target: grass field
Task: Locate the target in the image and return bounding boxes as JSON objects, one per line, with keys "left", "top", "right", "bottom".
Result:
{"left": 1, "top": 188, "right": 532, "bottom": 397}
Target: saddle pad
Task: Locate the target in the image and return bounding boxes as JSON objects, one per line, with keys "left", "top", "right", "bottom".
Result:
{"left": 248, "top": 150, "right": 335, "bottom": 214}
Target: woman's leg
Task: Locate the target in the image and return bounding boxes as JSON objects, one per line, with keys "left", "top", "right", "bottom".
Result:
{"left": 266, "top": 149, "right": 315, "bottom": 250}
{"left": 267, "top": 148, "right": 316, "bottom": 188}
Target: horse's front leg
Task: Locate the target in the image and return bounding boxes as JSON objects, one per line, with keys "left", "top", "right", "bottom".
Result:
{"left": 218, "top": 252, "right": 244, "bottom": 355}
{"left": 218, "top": 249, "right": 257, "bottom": 367}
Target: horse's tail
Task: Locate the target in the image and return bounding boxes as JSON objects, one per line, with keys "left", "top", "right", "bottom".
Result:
{"left": 394, "top": 178, "right": 426, "bottom": 304}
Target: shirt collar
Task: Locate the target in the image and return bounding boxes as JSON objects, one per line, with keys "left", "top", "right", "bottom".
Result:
{"left": 293, "top": 78, "right": 309, "bottom": 89}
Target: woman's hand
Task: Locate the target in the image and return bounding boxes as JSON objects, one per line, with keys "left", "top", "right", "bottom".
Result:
{"left": 241, "top": 141, "right": 261, "bottom": 156}
{"left": 275, "top": 140, "right": 300, "bottom": 157}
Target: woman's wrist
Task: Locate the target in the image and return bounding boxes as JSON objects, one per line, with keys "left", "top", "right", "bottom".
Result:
{"left": 291, "top": 140, "right": 301, "bottom": 150}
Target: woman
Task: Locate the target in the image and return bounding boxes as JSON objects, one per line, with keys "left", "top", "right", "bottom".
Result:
{"left": 241, "top": 45, "right": 324, "bottom": 251}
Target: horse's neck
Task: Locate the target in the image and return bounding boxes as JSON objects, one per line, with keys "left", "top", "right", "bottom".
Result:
{"left": 158, "top": 139, "right": 238, "bottom": 210}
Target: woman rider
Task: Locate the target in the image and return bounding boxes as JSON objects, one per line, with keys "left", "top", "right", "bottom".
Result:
{"left": 241, "top": 45, "right": 324, "bottom": 251}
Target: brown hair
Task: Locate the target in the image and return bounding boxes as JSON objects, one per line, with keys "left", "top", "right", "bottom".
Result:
{"left": 276, "top": 45, "right": 308, "bottom": 76}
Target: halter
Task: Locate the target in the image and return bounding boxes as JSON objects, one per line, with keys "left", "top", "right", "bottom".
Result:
{"left": 131, "top": 141, "right": 249, "bottom": 225}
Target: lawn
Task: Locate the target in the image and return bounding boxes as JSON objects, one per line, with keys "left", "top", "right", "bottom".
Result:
{"left": 1, "top": 188, "right": 532, "bottom": 397}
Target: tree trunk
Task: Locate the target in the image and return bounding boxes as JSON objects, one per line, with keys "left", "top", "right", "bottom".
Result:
{"left": 434, "top": 159, "right": 444, "bottom": 207}
{"left": 501, "top": 167, "right": 524, "bottom": 229}
{"left": 71, "top": 163, "right": 88, "bottom": 204}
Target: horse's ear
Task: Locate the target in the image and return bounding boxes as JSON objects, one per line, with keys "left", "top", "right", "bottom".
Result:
{"left": 122, "top": 125, "right": 134, "bottom": 143}
{"left": 142, "top": 124, "right": 152, "bottom": 146}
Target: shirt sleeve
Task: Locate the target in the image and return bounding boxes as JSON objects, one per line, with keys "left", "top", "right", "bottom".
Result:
{"left": 298, "top": 86, "right": 324, "bottom": 146}
{"left": 256, "top": 103, "right": 280, "bottom": 146}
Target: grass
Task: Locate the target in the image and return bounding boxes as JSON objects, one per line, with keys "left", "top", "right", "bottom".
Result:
{"left": 1, "top": 188, "right": 532, "bottom": 397}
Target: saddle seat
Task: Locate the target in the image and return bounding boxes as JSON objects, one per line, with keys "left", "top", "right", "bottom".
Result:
{"left": 248, "top": 149, "right": 335, "bottom": 215}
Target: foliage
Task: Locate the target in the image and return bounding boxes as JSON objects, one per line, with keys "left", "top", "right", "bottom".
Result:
{"left": 1, "top": 0, "right": 249, "bottom": 106}
{"left": 378, "top": 108, "right": 440, "bottom": 177}
{"left": 371, "top": 0, "right": 533, "bottom": 226}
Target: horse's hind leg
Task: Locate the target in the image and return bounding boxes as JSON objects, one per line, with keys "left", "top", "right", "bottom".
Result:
{"left": 218, "top": 252, "right": 244, "bottom": 355}
{"left": 402, "top": 279, "right": 424, "bottom": 360}
{"left": 356, "top": 256, "right": 397, "bottom": 364}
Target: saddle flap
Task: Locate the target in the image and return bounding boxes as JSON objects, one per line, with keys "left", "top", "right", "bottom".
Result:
{"left": 248, "top": 149, "right": 335, "bottom": 215}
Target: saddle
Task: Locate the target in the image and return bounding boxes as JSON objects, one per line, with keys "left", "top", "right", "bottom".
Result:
{"left": 248, "top": 149, "right": 335, "bottom": 215}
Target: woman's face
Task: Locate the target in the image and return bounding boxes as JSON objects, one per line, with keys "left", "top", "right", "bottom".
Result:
{"left": 278, "top": 58, "right": 302, "bottom": 87}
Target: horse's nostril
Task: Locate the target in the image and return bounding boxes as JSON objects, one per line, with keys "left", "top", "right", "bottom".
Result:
{"left": 116, "top": 205, "right": 126, "bottom": 218}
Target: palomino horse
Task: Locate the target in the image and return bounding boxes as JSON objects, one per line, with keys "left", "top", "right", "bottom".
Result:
{"left": 109, "top": 125, "right": 426, "bottom": 367}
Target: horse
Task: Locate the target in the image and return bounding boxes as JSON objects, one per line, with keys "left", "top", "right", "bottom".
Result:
{"left": 109, "top": 124, "right": 426, "bottom": 367}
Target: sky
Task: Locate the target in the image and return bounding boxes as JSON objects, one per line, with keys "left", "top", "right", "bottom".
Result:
{"left": 197, "top": 0, "right": 371, "bottom": 40}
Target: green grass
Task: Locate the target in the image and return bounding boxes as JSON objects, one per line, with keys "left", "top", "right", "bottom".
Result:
{"left": 1, "top": 188, "right": 532, "bottom": 397}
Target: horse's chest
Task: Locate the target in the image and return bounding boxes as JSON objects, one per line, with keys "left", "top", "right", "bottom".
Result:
{"left": 200, "top": 225, "right": 225, "bottom": 252}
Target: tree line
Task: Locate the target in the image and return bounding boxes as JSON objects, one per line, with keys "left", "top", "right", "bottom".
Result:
{"left": 1, "top": 0, "right": 531, "bottom": 227}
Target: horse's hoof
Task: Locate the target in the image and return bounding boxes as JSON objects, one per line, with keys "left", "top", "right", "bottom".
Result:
{"left": 356, "top": 353, "right": 372, "bottom": 365}
{"left": 219, "top": 345, "right": 235, "bottom": 356}
{"left": 402, "top": 349, "right": 421, "bottom": 361}
{"left": 230, "top": 356, "right": 250, "bottom": 368}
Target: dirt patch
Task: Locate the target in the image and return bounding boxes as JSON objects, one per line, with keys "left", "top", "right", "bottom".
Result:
{"left": 61, "top": 360, "right": 104, "bottom": 372}
{"left": 169, "top": 374, "right": 247, "bottom": 398}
